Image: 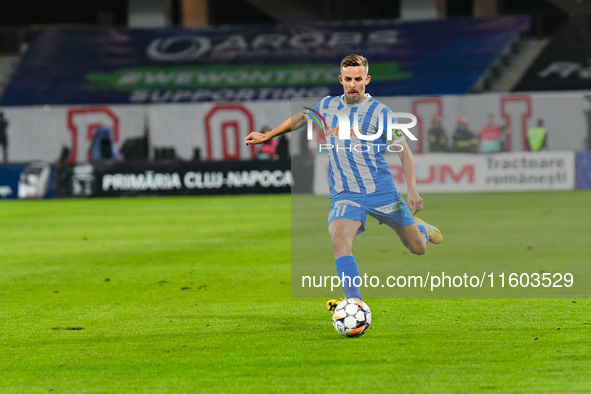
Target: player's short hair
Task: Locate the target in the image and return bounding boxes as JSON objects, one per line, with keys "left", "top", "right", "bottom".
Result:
{"left": 341, "top": 54, "right": 369, "bottom": 75}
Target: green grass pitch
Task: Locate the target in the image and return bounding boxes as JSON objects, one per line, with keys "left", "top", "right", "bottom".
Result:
{"left": 1, "top": 191, "right": 591, "bottom": 393}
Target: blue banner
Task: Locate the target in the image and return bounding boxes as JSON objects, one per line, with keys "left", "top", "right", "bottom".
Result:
{"left": 0, "top": 163, "right": 55, "bottom": 199}
{"left": 1, "top": 17, "right": 528, "bottom": 105}
{"left": 576, "top": 151, "right": 591, "bottom": 188}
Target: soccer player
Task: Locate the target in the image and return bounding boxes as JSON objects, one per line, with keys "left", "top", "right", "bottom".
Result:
{"left": 245, "top": 54, "right": 442, "bottom": 309}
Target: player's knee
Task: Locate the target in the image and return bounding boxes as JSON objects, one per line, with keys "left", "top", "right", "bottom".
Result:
{"left": 409, "top": 240, "right": 426, "bottom": 255}
{"left": 330, "top": 234, "right": 352, "bottom": 256}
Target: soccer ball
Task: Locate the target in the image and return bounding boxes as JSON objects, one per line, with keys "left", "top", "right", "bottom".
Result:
{"left": 332, "top": 298, "right": 372, "bottom": 337}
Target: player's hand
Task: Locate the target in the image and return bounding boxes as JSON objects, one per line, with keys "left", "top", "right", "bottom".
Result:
{"left": 245, "top": 132, "right": 267, "bottom": 145}
{"left": 406, "top": 189, "right": 423, "bottom": 215}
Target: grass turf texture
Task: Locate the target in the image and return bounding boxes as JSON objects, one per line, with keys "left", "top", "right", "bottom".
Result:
{"left": 0, "top": 192, "right": 590, "bottom": 393}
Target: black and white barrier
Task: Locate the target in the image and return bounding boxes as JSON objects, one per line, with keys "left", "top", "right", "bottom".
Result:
{"left": 53, "top": 159, "right": 291, "bottom": 198}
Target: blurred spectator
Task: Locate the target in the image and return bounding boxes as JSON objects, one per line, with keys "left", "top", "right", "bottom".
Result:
{"left": 258, "top": 126, "right": 278, "bottom": 160}
{"left": 480, "top": 114, "right": 502, "bottom": 153}
{"left": 259, "top": 139, "right": 278, "bottom": 160}
{"left": 276, "top": 134, "right": 290, "bottom": 160}
{"left": 0, "top": 111, "right": 8, "bottom": 163}
{"left": 479, "top": 114, "right": 511, "bottom": 153}
{"left": 526, "top": 119, "right": 548, "bottom": 151}
{"left": 427, "top": 114, "right": 448, "bottom": 152}
{"left": 57, "top": 146, "right": 70, "bottom": 163}
{"left": 452, "top": 117, "right": 478, "bottom": 153}
{"left": 89, "top": 126, "right": 121, "bottom": 161}
{"left": 500, "top": 123, "right": 512, "bottom": 152}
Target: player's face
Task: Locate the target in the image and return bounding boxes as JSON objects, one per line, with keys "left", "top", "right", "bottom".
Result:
{"left": 339, "top": 66, "right": 370, "bottom": 104}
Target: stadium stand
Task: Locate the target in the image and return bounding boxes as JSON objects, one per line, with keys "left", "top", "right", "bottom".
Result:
{"left": 0, "top": 56, "right": 19, "bottom": 98}
{"left": 514, "top": 16, "right": 591, "bottom": 92}
{"left": 0, "top": 17, "right": 529, "bottom": 106}
{"left": 0, "top": 1, "right": 589, "bottom": 198}
{"left": 486, "top": 38, "right": 549, "bottom": 92}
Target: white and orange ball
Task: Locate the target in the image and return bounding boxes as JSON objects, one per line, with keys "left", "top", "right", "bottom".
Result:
{"left": 332, "top": 298, "right": 372, "bottom": 337}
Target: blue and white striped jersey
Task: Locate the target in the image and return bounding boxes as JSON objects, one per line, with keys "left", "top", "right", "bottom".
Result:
{"left": 311, "top": 94, "right": 405, "bottom": 198}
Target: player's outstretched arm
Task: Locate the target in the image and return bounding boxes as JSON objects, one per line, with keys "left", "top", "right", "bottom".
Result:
{"left": 245, "top": 112, "right": 306, "bottom": 145}
{"left": 397, "top": 140, "right": 423, "bottom": 215}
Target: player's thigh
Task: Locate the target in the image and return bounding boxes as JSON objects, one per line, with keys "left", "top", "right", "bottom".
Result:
{"left": 328, "top": 218, "right": 363, "bottom": 241}
{"left": 328, "top": 218, "right": 363, "bottom": 257}
{"left": 327, "top": 199, "right": 367, "bottom": 234}
{"left": 388, "top": 222, "right": 423, "bottom": 249}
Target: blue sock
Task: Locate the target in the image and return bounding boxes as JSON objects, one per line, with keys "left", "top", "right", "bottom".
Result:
{"left": 335, "top": 255, "right": 362, "bottom": 300}
{"left": 417, "top": 224, "right": 429, "bottom": 245}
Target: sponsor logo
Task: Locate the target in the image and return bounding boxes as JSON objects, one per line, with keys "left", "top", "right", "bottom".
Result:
{"left": 334, "top": 200, "right": 361, "bottom": 208}
{"left": 103, "top": 171, "right": 183, "bottom": 192}
{"left": 102, "top": 170, "right": 293, "bottom": 192}
{"left": 185, "top": 170, "right": 292, "bottom": 189}
{"left": 375, "top": 201, "right": 402, "bottom": 214}
{"left": 538, "top": 61, "right": 591, "bottom": 80}
{"left": 145, "top": 31, "right": 400, "bottom": 62}
{"left": 72, "top": 165, "right": 95, "bottom": 197}
{"left": 390, "top": 164, "right": 475, "bottom": 185}
{"left": 128, "top": 87, "right": 331, "bottom": 103}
